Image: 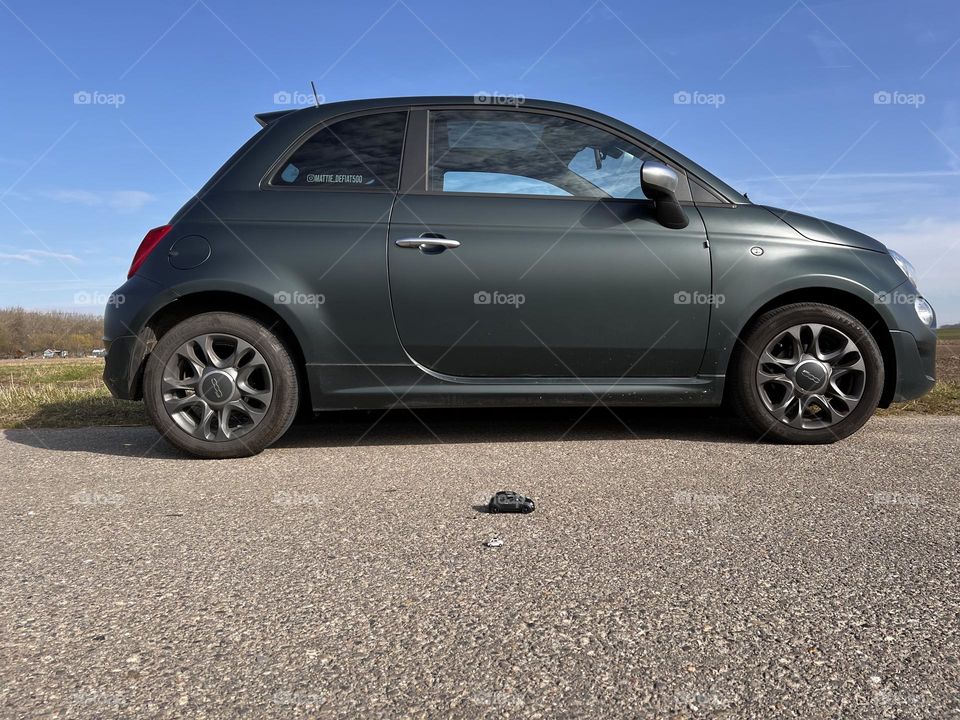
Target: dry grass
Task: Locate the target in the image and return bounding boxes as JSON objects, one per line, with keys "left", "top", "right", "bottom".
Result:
{"left": 0, "top": 331, "right": 957, "bottom": 429}
{"left": 0, "top": 358, "right": 145, "bottom": 428}
{"left": 879, "top": 330, "right": 960, "bottom": 415}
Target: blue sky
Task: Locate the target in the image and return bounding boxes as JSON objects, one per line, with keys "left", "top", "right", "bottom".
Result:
{"left": 1, "top": 0, "right": 959, "bottom": 321}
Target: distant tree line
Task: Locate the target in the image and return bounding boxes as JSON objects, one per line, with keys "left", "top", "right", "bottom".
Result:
{"left": 0, "top": 307, "right": 103, "bottom": 357}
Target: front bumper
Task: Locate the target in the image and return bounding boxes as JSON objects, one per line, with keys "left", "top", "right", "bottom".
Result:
{"left": 889, "top": 329, "right": 937, "bottom": 403}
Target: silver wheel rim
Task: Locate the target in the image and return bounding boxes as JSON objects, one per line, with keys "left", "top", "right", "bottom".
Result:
{"left": 755, "top": 323, "right": 867, "bottom": 430}
{"left": 161, "top": 333, "right": 273, "bottom": 442}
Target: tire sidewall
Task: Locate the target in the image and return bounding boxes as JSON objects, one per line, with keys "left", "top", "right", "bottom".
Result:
{"left": 143, "top": 313, "right": 298, "bottom": 458}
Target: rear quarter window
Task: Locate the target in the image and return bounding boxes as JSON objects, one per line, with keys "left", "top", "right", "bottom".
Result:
{"left": 272, "top": 111, "right": 407, "bottom": 190}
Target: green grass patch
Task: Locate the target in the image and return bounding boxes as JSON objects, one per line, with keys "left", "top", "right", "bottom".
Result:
{"left": 1, "top": 362, "right": 103, "bottom": 385}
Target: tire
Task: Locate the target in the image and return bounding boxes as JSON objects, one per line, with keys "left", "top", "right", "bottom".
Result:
{"left": 729, "top": 303, "right": 884, "bottom": 444}
{"left": 143, "top": 312, "right": 299, "bottom": 458}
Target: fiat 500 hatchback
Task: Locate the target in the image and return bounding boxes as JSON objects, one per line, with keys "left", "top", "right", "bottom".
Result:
{"left": 103, "top": 96, "right": 937, "bottom": 458}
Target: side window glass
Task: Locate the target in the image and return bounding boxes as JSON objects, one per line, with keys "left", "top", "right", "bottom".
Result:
{"left": 568, "top": 146, "right": 647, "bottom": 199}
{"left": 428, "top": 110, "right": 667, "bottom": 199}
{"left": 273, "top": 111, "right": 407, "bottom": 190}
{"left": 442, "top": 171, "right": 570, "bottom": 196}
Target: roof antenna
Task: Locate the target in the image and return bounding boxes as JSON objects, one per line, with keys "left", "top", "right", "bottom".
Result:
{"left": 310, "top": 81, "right": 321, "bottom": 108}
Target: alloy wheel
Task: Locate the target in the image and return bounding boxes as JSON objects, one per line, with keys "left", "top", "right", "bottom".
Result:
{"left": 755, "top": 323, "right": 867, "bottom": 430}
{"left": 161, "top": 333, "right": 273, "bottom": 441}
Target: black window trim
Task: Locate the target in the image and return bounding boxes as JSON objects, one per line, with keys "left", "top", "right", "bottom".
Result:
{"left": 259, "top": 108, "right": 410, "bottom": 193}
{"left": 411, "top": 106, "right": 695, "bottom": 204}
{"left": 258, "top": 103, "right": 740, "bottom": 206}
{"left": 690, "top": 176, "right": 737, "bottom": 209}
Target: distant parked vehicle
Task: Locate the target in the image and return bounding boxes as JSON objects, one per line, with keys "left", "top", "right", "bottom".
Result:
{"left": 103, "top": 96, "right": 936, "bottom": 458}
{"left": 92, "top": 348, "right": 107, "bottom": 358}
{"left": 42, "top": 349, "right": 68, "bottom": 359}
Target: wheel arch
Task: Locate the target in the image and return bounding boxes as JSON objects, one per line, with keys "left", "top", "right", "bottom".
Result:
{"left": 136, "top": 290, "right": 309, "bottom": 407}
{"left": 724, "top": 287, "right": 897, "bottom": 408}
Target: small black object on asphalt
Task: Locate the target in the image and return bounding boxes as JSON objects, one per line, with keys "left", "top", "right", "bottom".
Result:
{"left": 488, "top": 490, "right": 535, "bottom": 514}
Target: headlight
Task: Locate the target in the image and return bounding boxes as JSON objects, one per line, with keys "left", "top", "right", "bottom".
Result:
{"left": 889, "top": 249, "right": 919, "bottom": 288}
{"left": 915, "top": 296, "right": 935, "bottom": 326}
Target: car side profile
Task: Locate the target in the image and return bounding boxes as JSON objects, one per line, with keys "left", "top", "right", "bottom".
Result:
{"left": 103, "top": 96, "right": 937, "bottom": 458}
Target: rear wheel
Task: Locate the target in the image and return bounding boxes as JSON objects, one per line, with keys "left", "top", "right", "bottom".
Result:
{"left": 143, "top": 312, "right": 299, "bottom": 458}
{"left": 730, "top": 303, "right": 884, "bottom": 444}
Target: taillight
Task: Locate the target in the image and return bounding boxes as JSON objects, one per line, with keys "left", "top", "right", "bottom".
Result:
{"left": 128, "top": 225, "right": 172, "bottom": 278}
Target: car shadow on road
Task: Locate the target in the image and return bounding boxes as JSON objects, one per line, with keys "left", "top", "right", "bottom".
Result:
{"left": 278, "top": 406, "right": 759, "bottom": 448}
{"left": 3, "top": 406, "right": 760, "bottom": 459}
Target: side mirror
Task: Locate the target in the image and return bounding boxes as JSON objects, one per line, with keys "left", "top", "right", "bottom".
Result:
{"left": 640, "top": 161, "right": 689, "bottom": 229}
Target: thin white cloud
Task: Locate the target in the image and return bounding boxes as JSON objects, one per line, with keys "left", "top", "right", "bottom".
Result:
{"left": 873, "top": 219, "right": 960, "bottom": 323}
{"left": 45, "top": 189, "right": 157, "bottom": 213}
{"left": 936, "top": 102, "right": 960, "bottom": 172}
{"left": 807, "top": 32, "right": 852, "bottom": 69}
{"left": 722, "top": 167, "right": 960, "bottom": 322}
{"left": 875, "top": 219, "right": 960, "bottom": 277}
{"left": 0, "top": 249, "right": 81, "bottom": 264}
{"left": 731, "top": 169, "right": 960, "bottom": 185}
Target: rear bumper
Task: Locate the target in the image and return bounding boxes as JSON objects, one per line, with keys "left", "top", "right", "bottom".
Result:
{"left": 889, "top": 328, "right": 936, "bottom": 403}
{"left": 102, "top": 275, "right": 169, "bottom": 401}
{"left": 103, "top": 334, "right": 148, "bottom": 400}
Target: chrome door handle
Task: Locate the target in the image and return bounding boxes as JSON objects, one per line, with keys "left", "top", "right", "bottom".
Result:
{"left": 395, "top": 237, "right": 460, "bottom": 251}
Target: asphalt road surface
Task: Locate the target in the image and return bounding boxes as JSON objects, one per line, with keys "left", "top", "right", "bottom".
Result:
{"left": 1, "top": 409, "right": 958, "bottom": 719}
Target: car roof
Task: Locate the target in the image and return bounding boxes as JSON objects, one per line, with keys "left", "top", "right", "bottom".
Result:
{"left": 254, "top": 96, "right": 747, "bottom": 204}
{"left": 257, "top": 95, "right": 625, "bottom": 125}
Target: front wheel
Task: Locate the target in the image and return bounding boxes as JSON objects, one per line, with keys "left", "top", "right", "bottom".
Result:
{"left": 730, "top": 303, "right": 884, "bottom": 444}
{"left": 143, "top": 312, "right": 299, "bottom": 458}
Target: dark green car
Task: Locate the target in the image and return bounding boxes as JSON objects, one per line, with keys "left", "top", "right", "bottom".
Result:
{"left": 103, "top": 96, "right": 937, "bottom": 458}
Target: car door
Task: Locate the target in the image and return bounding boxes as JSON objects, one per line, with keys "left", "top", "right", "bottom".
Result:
{"left": 387, "top": 107, "right": 712, "bottom": 378}
{"left": 250, "top": 109, "right": 409, "bottom": 365}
